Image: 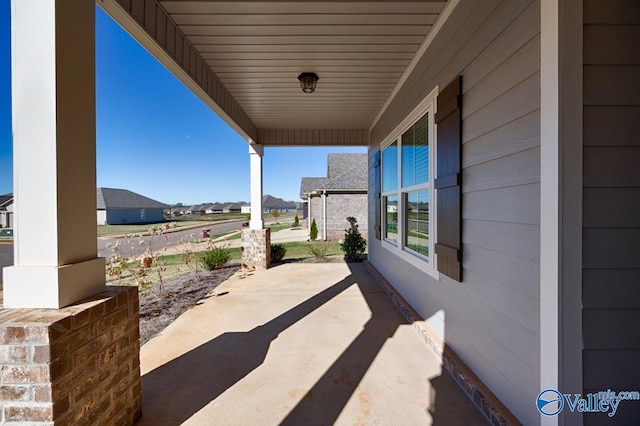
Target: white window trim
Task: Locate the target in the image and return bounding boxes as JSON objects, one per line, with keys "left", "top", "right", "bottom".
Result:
{"left": 380, "top": 86, "right": 440, "bottom": 281}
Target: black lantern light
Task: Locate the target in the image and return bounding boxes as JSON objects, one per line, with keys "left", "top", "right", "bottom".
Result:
{"left": 298, "top": 72, "right": 319, "bottom": 93}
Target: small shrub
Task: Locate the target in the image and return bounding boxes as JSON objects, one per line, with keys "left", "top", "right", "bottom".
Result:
{"left": 341, "top": 217, "right": 366, "bottom": 262}
{"left": 308, "top": 242, "right": 328, "bottom": 259}
{"left": 292, "top": 215, "right": 300, "bottom": 228}
{"left": 271, "top": 243, "right": 287, "bottom": 262}
{"left": 309, "top": 218, "right": 318, "bottom": 241}
{"left": 271, "top": 206, "right": 280, "bottom": 224}
{"left": 200, "top": 246, "right": 231, "bottom": 270}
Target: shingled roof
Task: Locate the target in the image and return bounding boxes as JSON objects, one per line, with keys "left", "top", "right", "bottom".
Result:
{"left": 0, "top": 193, "right": 13, "bottom": 209}
{"left": 97, "top": 188, "right": 167, "bottom": 210}
{"left": 300, "top": 153, "right": 367, "bottom": 198}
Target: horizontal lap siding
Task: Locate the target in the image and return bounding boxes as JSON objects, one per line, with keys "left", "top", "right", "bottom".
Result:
{"left": 582, "top": 3, "right": 640, "bottom": 423}
{"left": 369, "top": 1, "right": 540, "bottom": 423}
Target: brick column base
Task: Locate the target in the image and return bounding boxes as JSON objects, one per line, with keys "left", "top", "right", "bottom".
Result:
{"left": 241, "top": 228, "right": 271, "bottom": 270}
{"left": 0, "top": 286, "right": 141, "bottom": 425}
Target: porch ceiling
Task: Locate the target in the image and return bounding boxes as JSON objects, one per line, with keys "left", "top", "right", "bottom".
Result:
{"left": 105, "top": 0, "right": 448, "bottom": 144}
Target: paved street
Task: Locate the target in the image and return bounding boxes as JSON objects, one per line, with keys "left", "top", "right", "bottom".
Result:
{"left": 97, "top": 220, "right": 246, "bottom": 258}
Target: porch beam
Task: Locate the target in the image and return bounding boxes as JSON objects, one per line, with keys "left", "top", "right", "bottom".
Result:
{"left": 257, "top": 129, "right": 369, "bottom": 146}
{"left": 3, "top": 0, "right": 105, "bottom": 308}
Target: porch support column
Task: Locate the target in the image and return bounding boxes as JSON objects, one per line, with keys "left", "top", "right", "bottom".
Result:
{"left": 3, "top": 0, "right": 105, "bottom": 308}
{"left": 249, "top": 142, "right": 264, "bottom": 229}
{"left": 242, "top": 142, "right": 270, "bottom": 270}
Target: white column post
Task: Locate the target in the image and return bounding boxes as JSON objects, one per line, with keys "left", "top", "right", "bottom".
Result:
{"left": 540, "top": 1, "right": 564, "bottom": 425}
{"left": 3, "top": 0, "right": 105, "bottom": 308}
{"left": 249, "top": 142, "right": 264, "bottom": 229}
{"left": 322, "top": 191, "right": 327, "bottom": 240}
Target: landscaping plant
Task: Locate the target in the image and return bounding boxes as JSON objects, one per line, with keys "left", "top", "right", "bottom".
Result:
{"left": 270, "top": 243, "right": 287, "bottom": 262}
{"left": 308, "top": 242, "right": 328, "bottom": 260}
{"left": 309, "top": 218, "right": 318, "bottom": 241}
{"left": 199, "top": 239, "right": 232, "bottom": 270}
{"left": 292, "top": 214, "right": 300, "bottom": 228}
{"left": 271, "top": 206, "right": 280, "bottom": 224}
{"left": 341, "top": 217, "right": 367, "bottom": 262}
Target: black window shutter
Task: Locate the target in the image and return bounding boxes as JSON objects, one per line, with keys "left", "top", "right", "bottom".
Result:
{"left": 374, "top": 151, "right": 381, "bottom": 240}
{"left": 434, "top": 76, "right": 463, "bottom": 282}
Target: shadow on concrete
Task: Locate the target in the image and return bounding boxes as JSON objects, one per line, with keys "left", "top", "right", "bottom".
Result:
{"left": 138, "top": 269, "right": 362, "bottom": 425}
{"left": 138, "top": 263, "right": 488, "bottom": 425}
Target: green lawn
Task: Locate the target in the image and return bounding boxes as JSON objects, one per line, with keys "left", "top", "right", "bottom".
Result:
{"left": 106, "top": 240, "right": 348, "bottom": 288}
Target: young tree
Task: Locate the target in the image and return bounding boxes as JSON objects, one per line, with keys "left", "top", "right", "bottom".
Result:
{"left": 271, "top": 206, "right": 280, "bottom": 224}
{"left": 309, "top": 218, "right": 318, "bottom": 241}
{"left": 341, "top": 217, "right": 366, "bottom": 261}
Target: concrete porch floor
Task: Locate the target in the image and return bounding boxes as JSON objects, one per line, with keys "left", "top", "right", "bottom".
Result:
{"left": 137, "top": 262, "right": 488, "bottom": 425}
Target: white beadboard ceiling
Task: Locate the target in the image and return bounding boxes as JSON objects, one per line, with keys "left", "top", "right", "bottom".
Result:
{"left": 156, "top": 1, "right": 447, "bottom": 132}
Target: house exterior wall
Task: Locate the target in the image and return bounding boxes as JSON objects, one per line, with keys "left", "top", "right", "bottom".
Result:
{"left": 97, "top": 210, "right": 107, "bottom": 226}
{"left": 325, "top": 192, "right": 367, "bottom": 240}
{"left": 309, "top": 196, "right": 324, "bottom": 239}
{"left": 582, "top": 2, "right": 640, "bottom": 424}
{"left": 368, "top": 1, "right": 541, "bottom": 423}
{"left": 105, "top": 208, "right": 164, "bottom": 225}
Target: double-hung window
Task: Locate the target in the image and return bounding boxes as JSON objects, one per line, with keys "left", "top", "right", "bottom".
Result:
{"left": 381, "top": 89, "right": 436, "bottom": 272}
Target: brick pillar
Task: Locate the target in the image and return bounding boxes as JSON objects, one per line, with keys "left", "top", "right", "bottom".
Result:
{"left": 0, "top": 286, "right": 141, "bottom": 425}
{"left": 241, "top": 229, "right": 271, "bottom": 270}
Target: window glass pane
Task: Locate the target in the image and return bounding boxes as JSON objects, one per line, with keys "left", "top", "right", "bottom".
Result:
{"left": 382, "top": 142, "right": 398, "bottom": 192}
{"left": 402, "top": 113, "right": 429, "bottom": 187}
{"left": 384, "top": 195, "right": 399, "bottom": 244}
{"left": 405, "top": 190, "right": 429, "bottom": 256}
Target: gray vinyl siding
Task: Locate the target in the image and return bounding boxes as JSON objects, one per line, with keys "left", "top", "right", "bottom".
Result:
{"left": 368, "top": 1, "right": 540, "bottom": 423}
{"left": 582, "top": 2, "right": 640, "bottom": 425}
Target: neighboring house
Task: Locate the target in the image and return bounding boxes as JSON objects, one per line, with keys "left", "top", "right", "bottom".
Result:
{"left": 240, "top": 203, "right": 251, "bottom": 214}
{"left": 262, "top": 195, "right": 297, "bottom": 213}
{"left": 300, "top": 153, "right": 368, "bottom": 240}
{"left": 0, "top": 193, "right": 13, "bottom": 228}
{"left": 208, "top": 203, "right": 225, "bottom": 214}
{"left": 97, "top": 188, "right": 167, "bottom": 225}
{"left": 222, "top": 203, "right": 242, "bottom": 213}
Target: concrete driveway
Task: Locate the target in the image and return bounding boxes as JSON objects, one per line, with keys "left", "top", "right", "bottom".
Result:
{"left": 137, "top": 262, "right": 487, "bottom": 425}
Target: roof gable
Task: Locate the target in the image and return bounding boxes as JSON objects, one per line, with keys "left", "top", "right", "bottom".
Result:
{"left": 97, "top": 188, "right": 167, "bottom": 210}
{"left": 300, "top": 153, "right": 368, "bottom": 197}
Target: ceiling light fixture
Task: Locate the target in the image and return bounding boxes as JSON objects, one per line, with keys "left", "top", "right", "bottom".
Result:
{"left": 298, "top": 72, "right": 319, "bottom": 93}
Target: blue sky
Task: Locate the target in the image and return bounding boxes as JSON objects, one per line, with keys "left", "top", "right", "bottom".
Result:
{"left": 0, "top": 5, "right": 365, "bottom": 205}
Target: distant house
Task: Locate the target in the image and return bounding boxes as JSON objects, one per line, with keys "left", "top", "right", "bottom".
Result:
{"left": 0, "top": 193, "right": 14, "bottom": 228}
{"left": 97, "top": 188, "right": 167, "bottom": 225}
{"left": 240, "top": 196, "right": 296, "bottom": 214}
{"left": 262, "top": 195, "right": 297, "bottom": 213}
{"left": 300, "top": 153, "right": 367, "bottom": 240}
{"left": 208, "top": 203, "right": 225, "bottom": 214}
{"left": 223, "top": 203, "right": 242, "bottom": 213}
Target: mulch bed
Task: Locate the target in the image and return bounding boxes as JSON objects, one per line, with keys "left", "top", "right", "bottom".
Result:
{"left": 138, "top": 264, "right": 239, "bottom": 345}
